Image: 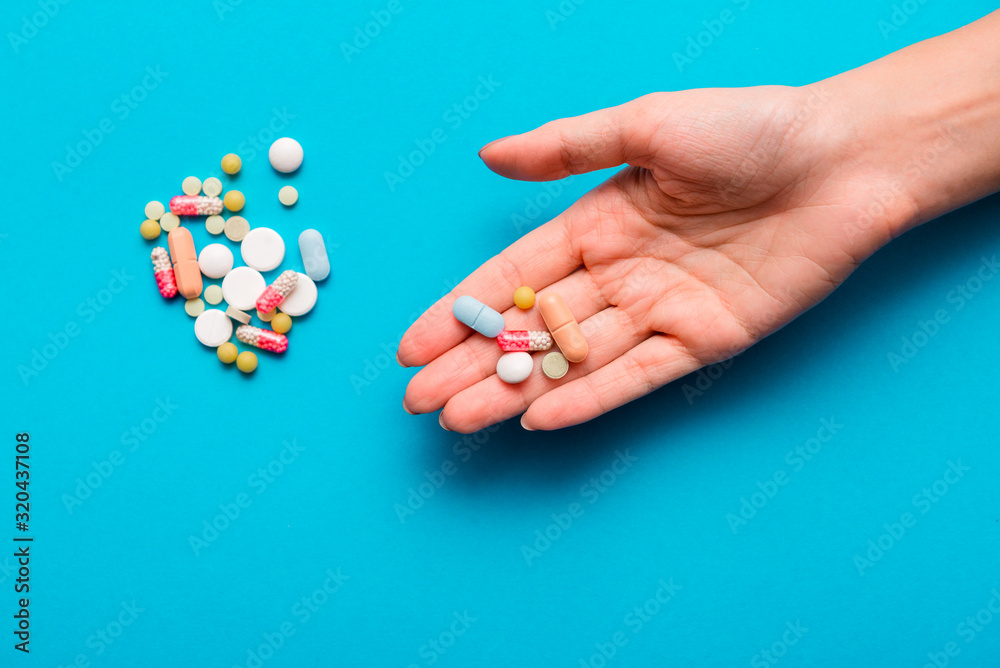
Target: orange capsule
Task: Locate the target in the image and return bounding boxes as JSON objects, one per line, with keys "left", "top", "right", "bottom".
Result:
{"left": 537, "top": 292, "right": 588, "bottom": 363}
{"left": 167, "top": 227, "right": 203, "bottom": 299}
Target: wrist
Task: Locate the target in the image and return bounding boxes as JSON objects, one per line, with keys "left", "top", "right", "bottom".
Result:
{"left": 814, "top": 10, "right": 1000, "bottom": 239}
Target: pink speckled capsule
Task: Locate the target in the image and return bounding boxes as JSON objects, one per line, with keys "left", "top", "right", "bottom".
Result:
{"left": 255, "top": 270, "right": 298, "bottom": 313}
{"left": 169, "top": 195, "right": 223, "bottom": 216}
{"left": 497, "top": 330, "right": 553, "bottom": 352}
{"left": 150, "top": 247, "right": 177, "bottom": 298}
{"left": 235, "top": 325, "right": 288, "bottom": 353}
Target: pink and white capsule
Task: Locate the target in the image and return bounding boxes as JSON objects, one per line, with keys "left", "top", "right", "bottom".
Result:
{"left": 497, "top": 330, "right": 553, "bottom": 352}
{"left": 169, "top": 195, "right": 223, "bottom": 216}
{"left": 255, "top": 270, "right": 298, "bottom": 313}
{"left": 235, "top": 325, "right": 288, "bottom": 353}
{"left": 150, "top": 247, "right": 177, "bottom": 298}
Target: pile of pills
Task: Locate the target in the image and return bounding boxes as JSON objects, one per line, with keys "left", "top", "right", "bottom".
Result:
{"left": 452, "top": 286, "right": 588, "bottom": 383}
{"left": 140, "top": 137, "right": 330, "bottom": 374}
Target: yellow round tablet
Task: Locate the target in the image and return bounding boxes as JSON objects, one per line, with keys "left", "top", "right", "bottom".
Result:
{"left": 182, "top": 176, "right": 203, "bottom": 196}
{"left": 257, "top": 308, "right": 276, "bottom": 322}
{"left": 278, "top": 185, "right": 298, "bottom": 206}
{"left": 206, "top": 215, "right": 225, "bottom": 235}
{"left": 271, "top": 313, "right": 292, "bottom": 334}
{"left": 236, "top": 351, "right": 258, "bottom": 373}
{"left": 185, "top": 298, "right": 205, "bottom": 317}
{"left": 221, "top": 153, "right": 242, "bottom": 175}
{"left": 140, "top": 219, "right": 161, "bottom": 240}
{"left": 217, "top": 342, "right": 238, "bottom": 364}
{"left": 202, "top": 177, "right": 223, "bottom": 197}
{"left": 514, "top": 286, "right": 535, "bottom": 309}
{"left": 144, "top": 201, "right": 165, "bottom": 220}
{"left": 224, "top": 190, "right": 245, "bottom": 212}
{"left": 159, "top": 212, "right": 180, "bottom": 232}
{"left": 224, "top": 215, "right": 250, "bottom": 242}
{"left": 204, "top": 285, "right": 224, "bottom": 305}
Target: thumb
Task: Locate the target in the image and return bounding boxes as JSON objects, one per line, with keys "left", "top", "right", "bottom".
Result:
{"left": 478, "top": 95, "right": 659, "bottom": 181}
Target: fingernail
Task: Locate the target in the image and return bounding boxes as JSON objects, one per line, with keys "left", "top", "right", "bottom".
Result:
{"left": 478, "top": 136, "right": 511, "bottom": 158}
{"left": 520, "top": 416, "right": 534, "bottom": 432}
{"left": 403, "top": 399, "right": 415, "bottom": 415}
{"left": 439, "top": 414, "right": 451, "bottom": 431}
{"left": 396, "top": 351, "right": 408, "bottom": 368}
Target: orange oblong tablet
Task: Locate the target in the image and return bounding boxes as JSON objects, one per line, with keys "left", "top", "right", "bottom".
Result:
{"left": 167, "top": 227, "right": 203, "bottom": 299}
{"left": 537, "top": 292, "right": 588, "bottom": 363}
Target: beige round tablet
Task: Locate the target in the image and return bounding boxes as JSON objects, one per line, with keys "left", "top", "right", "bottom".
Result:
{"left": 224, "top": 215, "right": 250, "bottom": 242}
{"left": 184, "top": 298, "right": 205, "bottom": 317}
{"left": 206, "top": 215, "right": 225, "bottom": 235}
{"left": 202, "top": 177, "right": 223, "bottom": 197}
{"left": 159, "top": 212, "right": 180, "bottom": 232}
{"left": 278, "top": 185, "right": 298, "bottom": 206}
{"left": 542, "top": 352, "right": 569, "bottom": 379}
{"left": 182, "top": 176, "right": 203, "bottom": 196}
{"left": 204, "top": 285, "right": 224, "bottom": 305}
{"left": 257, "top": 308, "right": 276, "bottom": 322}
{"left": 144, "top": 200, "right": 165, "bottom": 220}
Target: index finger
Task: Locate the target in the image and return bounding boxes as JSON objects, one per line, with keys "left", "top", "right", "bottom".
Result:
{"left": 396, "top": 202, "right": 584, "bottom": 368}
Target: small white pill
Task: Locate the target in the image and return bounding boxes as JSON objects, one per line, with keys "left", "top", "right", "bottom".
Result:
{"left": 268, "top": 137, "right": 303, "bottom": 173}
{"left": 241, "top": 227, "right": 285, "bottom": 272}
{"left": 277, "top": 273, "right": 316, "bottom": 316}
{"left": 182, "top": 176, "right": 203, "bottom": 196}
{"left": 221, "top": 266, "right": 266, "bottom": 311}
{"left": 496, "top": 352, "right": 533, "bottom": 384}
{"left": 202, "top": 177, "right": 223, "bottom": 197}
{"left": 198, "top": 243, "right": 234, "bottom": 279}
{"left": 194, "top": 309, "right": 233, "bottom": 347}
{"left": 278, "top": 185, "right": 298, "bottom": 206}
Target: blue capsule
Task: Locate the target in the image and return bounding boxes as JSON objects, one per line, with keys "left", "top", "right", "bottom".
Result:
{"left": 452, "top": 296, "right": 505, "bottom": 337}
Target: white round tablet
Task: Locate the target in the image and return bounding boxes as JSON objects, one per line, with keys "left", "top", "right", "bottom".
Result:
{"left": 268, "top": 137, "right": 303, "bottom": 173}
{"left": 198, "top": 243, "right": 234, "bottom": 279}
{"left": 240, "top": 227, "right": 285, "bottom": 272}
{"left": 221, "top": 266, "right": 266, "bottom": 311}
{"left": 202, "top": 177, "right": 223, "bottom": 197}
{"left": 277, "top": 273, "right": 317, "bottom": 316}
{"left": 194, "top": 309, "right": 234, "bottom": 347}
{"left": 496, "top": 352, "right": 533, "bottom": 384}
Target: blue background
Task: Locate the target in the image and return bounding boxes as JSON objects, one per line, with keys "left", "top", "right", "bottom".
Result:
{"left": 3, "top": 0, "right": 999, "bottom": 666}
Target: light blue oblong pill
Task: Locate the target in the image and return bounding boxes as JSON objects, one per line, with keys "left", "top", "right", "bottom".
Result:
{"left": 298, "top": 229, "right": 330, "bottom": 281}
{"left": 453, "top": 296, "right": 505, "bottom": 337}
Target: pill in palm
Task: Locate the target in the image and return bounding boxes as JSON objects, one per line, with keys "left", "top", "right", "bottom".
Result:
{"left": 537, "top": 292, "right": 588, "bottom": 363}
{"left": 496, "top": 352, "right": 533, "bottom": 384}
{"left": 513, "top": 286, "right": 535, "bottom": 309}
{"left": 497, "top": 330, "right": 553, "bottom": 352}
{"left": 236, "top": 324, "right": 289, "bottom": 353}
{"left": 170, "top": 195, "right": 223, "bottom": 216}
{"left": 542, "top": 352, "right": 569, "bottom": 379}
{"left": 452, "top": 296, "right": 504, "bottom": 337}
{"left": 150, "top": 247, "right": 177, "bottom": 298}
{"left": 256, "top": 269, "right": 298, "bottom": 313}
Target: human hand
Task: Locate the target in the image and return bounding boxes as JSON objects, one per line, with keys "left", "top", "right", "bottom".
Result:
{"left": 397, "top": 55, "right": 991, "bottom": 432}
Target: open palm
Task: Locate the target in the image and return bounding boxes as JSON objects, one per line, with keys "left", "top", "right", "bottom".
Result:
{"left": 398, "top": 85, "right": 905, "bottom": 431}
